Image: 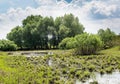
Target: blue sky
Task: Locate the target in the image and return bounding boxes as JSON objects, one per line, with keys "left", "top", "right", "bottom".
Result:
{"left": 0, "top": 0, "right": 38, "bottom": 13}
{"left": 66, "top": 0, "right": 72, "bottom": 3}
{"left": 0, "top": 0, "right": 120, "bottom": 39}
{"left": 0, "top": 0, "right": 72, "bottom": 13}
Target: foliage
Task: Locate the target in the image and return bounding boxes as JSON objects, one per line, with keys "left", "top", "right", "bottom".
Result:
{"left": 7, "top": 26, "right": 23, "bottom": 49}
{"left": 59, "top": 37, "right": 76, "bottom": 49}
{"left": 7, "top": 14, "right": 84, "bottom": 50}
{"left": 0, "top": 40, "right": 17, "bottom": 51}
{"left": 74, "top": 33, "right": 103, "bottom": 55}
{"left": 98, "top": 28, "right": 116, "bottom": 49}
{"left": 112, "top": 35, "right": 120, "bottom": 47}
{"left": 59, "top": 33, "right": 103, "bottom": 55}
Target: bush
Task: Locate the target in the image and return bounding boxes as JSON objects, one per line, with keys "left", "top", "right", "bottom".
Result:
{"left": 98, "top": 28, "right": 116, "bottom": 49}
{"left": 59, "top": 37, "right": 76, "bottom": 49}
{"left": 0, "top": 40, "right": 18, "bottom": 51}
{"left": 59, "top": 33, "right": 103, "bottom": 55}
{"left": 74, "top": 33, "right": 103, "bottom": 55}
{"left": 112, "top": 35, "right": 120, "bottom": 47}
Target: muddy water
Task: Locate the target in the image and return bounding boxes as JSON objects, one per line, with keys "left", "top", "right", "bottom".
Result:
{"left": 8, "top": 51, "right": 53, "bottom": 57}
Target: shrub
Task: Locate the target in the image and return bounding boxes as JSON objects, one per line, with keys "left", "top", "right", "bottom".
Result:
{"left": 0, "top": 40, "right": 18, "bottom": 51}
{"left": 74, "top": 33, "right": 103, "bottom": 55}
{"left": 59, "top": 33, "right": 103, "bottom": 55}
{"left": 59, "top": 37, "right": 76, "bottom": 49}
{"left": 112, "top": 35, "right": 120, "bottom": 46}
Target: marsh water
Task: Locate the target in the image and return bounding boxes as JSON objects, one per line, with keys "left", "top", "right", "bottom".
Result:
{"left": 76, "top": 71, "right": 120, "bottom": 84}
{"left": 7, "top": 51, "right": 120, "bottom": 84}
{"left": 7, "top": 51, "right": 53, "bottom": 57}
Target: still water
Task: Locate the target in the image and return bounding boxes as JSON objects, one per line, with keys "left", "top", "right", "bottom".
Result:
{"left": 76, "top": 71, "right": 120, "bottom": 84}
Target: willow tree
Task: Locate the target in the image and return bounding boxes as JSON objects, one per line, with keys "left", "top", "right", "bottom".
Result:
{"left": 7, "top": 26, "right": 23, "bottom": 49}
{"left": 7, "top": 14, "right": 84, "bottom": 50}
{"left": 98, "top": 28, "right": 116, "bottom": 49}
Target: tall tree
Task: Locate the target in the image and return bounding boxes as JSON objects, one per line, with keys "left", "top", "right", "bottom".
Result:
{"left": 54, "top": 14, "right": 84, "bottom": 45}
{"left": 98, "top": 28, "right": 116, "bottom": 48}
{"left": 7, "top": 26, "right": 23, "bottom": 49}
{"left": 62, "top": 14, "right": 84, "bottom": 36}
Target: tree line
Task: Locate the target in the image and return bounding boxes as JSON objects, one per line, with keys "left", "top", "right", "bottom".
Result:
{"left": 7, "top": 14, "right": 84, "bottom": 50}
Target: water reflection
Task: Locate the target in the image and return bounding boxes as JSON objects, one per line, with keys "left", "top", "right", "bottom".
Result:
{"left": 76, "top": 71, "right": 120, "bottom": 84}
{"left": 48, "top": 59, "right": 52, "bottom": 66}
{"left": 7, "top": 51, "right": 53, "bottom": 57}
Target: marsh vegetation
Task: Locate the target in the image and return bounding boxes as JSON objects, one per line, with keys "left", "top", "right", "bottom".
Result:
{"left": 0, "top": 47, "right": 120, "bottom": 83}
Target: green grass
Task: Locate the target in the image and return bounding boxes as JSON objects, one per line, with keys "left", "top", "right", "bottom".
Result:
{"left": 100, "top": 46, "right": 120, "bottom": 55}
{"left": 0, "top": 46, "right": 120, "bottom": 83}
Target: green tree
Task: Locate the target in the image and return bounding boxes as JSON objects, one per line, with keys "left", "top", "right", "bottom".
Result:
{"left": 0, "top": 40, "right": 18, "bottom": 51}
{"left": 55, "top": 14, "right": 84, "bottom": 46}
{"left": 22, "top": 15, "right": 43, "bottom": 49}
{"left": 7, "top": 26, "right": 23, "bottom": 49}
{"left": 36, "top": 16, "right": 54, "bottom": 49}
{"left": 58, "top": 24, "right": 70, "bottom": 41}
{"left": 22, "top": 15, "right": 42, "bottom": 27}
{"left": 62, "top": 14, "right": 84, "bottom": 36}
{"left": 54, "top": 17, "right": 63, "bottom": 47}
{"left": 7, "top": 14, "right": 84, "bottom": 50}
{"left": 98, "top": 28, "right": 116, "bottom": 49}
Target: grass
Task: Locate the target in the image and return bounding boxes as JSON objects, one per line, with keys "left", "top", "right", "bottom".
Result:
{"left": 100, "top": 46, "right": 120, "bottom": 55}
{"left": 0, "top": 46, "right": 120, "bottom": 83}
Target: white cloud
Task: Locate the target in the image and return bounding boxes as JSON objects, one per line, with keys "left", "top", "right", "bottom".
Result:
{"left": 91, "top": 1, "right": 117, "bottom": 16}
{"left": 82, "top": 18, "right": 120, "bottom": 34}
{"left": 0, "top": 0, "right": 120, "bottom": 39}
{"left": 35, "top": 0, "right": 57, "bottom": 6}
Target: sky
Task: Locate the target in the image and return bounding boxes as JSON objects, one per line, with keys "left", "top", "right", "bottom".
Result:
{"left": 0, "top": 0, "right": 120, "bottom": 39}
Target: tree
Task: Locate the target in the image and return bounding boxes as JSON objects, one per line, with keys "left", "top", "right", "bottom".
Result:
{"left": 7, "top": 26, "right": 23, "bottom": 49}
{"left": 58, "top": 24, "right": 70, "bottom": 41}
{"left": 36, "top": 16, "right": 55, "bottom": 49}
{"left": 55, "top": 13, "right": 84, "bottom": 45}
{"left": 62, "top": 14, "right": 84, "bottom": 36}
{"left": 7, "top": 14, "right": 84, "bottom": 50}
{"left": 22, "top": 15, "right": 42, "bottom": 27}
{"left": 0, "top": 40, "right": 18, "bottom": 51}
{"left": 98, "top": 28, "right": 116, "bottom": 49}
{"left": 22, "top": 15, "right": 43, "bottom": 49}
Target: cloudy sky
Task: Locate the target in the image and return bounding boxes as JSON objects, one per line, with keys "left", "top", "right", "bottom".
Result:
{"left": 0, "top": 0, "right": 120, "bottom": 39}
